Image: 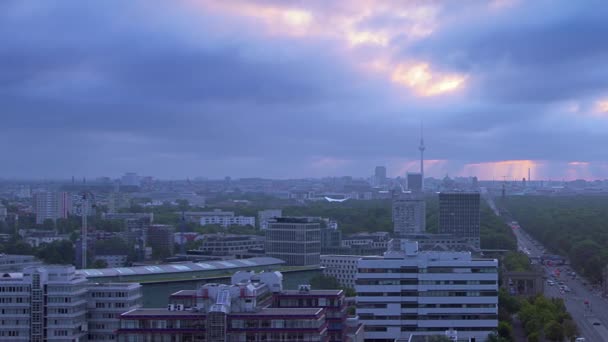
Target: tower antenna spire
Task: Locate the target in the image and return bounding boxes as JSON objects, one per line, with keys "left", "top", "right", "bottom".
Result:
{"left": 418, "top": 121, "right": 425, "bottom": 190}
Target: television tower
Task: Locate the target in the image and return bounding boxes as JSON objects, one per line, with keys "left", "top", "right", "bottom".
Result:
{"left": 419, "top": 122, "right": 425, "bottom": 190}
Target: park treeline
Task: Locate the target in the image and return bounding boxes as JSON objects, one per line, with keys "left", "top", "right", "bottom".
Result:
{"left": 502, "top": 195, "right": 608, "bottom": 283}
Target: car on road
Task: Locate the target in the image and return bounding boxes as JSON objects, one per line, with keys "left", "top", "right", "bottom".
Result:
{"left": 575, "top": 338, "right": 585, "bottom": 342}
{"left": 547, "top": 280, "right": 555, "bottom": 286}
{"left": 592, "top": 321, "right": 601, "bottom": 326}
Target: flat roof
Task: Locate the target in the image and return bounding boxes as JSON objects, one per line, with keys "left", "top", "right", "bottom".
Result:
{"left": 234, "top": 308, "right": 322, "bottom": 316}
{"left": 122, "top": 308, "right": 201, "bottom": 317}
{"left": 280, "top": 289, "right": 343, "bottom": 296}
{"left": 121, "top": 307, "right": 322, "bottom": 317}
{"left": 77, "top": 257, "right": 284, "bottom": 278}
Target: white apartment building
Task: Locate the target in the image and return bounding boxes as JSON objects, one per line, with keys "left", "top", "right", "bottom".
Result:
{"left": 321, "top": 255, "right": 361, "bottom": 288}
{"left": 0, "top": 265, "right": 88, "bottom": 341}
{"left": 197, "top": 210, "right": 255, "bottom": 227}
{"left": 356, "top": 241, "right": 498, "bottom": 342}
{"left": 87, "top": 283, "right": 142, "bottom": 341}
{"left": 201, "top": 215, "right": 255, "bottom": 227}
{"left": 0, "top": 265, "right": 141, "bottom": 342}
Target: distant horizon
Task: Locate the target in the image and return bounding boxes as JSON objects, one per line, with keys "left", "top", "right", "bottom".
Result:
{"left": 1, "top": 174, "right": 606, "bottom": 183}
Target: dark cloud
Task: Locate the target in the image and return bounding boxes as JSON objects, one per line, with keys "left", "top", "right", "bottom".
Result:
{"left": 1, "top": 1, "right": 608, "bottom": 179}
{"left": 409, "top": 0, "right": 608, "bottom": 102}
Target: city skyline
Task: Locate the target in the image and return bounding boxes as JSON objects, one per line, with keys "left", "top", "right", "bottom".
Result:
{"left": 2, "top": 1, "right": 608, "bottom": 180}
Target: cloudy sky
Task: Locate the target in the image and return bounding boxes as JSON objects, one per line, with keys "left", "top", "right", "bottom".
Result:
{"left": 2, "top": 0, "right": 608, "bottom": 180}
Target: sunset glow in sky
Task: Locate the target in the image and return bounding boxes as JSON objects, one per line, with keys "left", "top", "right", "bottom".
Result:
{"left": 1, "top": 0, "right": 608, "bottom": 180}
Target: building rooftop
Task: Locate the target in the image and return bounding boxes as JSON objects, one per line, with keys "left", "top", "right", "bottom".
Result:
{"left": 77, "top": 257, "right": 285, "bottom": 278}
{"left": 121, "top": 308, "right": 201, "bottom": 317}
{"left": 233, "top": 308, "right": 322, "bottom": 316}
{"left": 121, "top": 307, "right": 323, "bottom": 317}
{"left": 280, "top": 289, "right": 343, "bottom": 296}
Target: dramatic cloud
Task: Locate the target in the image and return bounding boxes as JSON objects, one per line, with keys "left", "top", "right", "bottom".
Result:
{"left": 1, "top": 0, "right": 607, "bottom": 180}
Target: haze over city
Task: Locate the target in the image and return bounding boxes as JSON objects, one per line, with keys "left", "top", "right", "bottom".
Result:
{"left": 2, "top": 0, "right": 608, "bottom": 180}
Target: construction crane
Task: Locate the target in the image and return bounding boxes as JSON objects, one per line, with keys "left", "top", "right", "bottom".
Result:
{"left": 79, "top": 192, "right": 96, "bottom": 269}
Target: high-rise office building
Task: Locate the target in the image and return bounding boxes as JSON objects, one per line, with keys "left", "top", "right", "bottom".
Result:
{"left": 393, "top": 192, "right": 426, "bottom": 235}
{"left": 438, "top": 192, "right": 481, "bottom": 248}
{"left": 33, "top": 192, "right": 71, "bottom": 224}
{"left": 147, "top": 224, "right": 175, "bottom": 257}
{"left": 407, "top": 172, "right": 423, "bottom": 193}
{"left": 356, "top": 241, "right": 498, "bottom": 341}
{"left": 374, "top": 166, "right": 387, "bottom": 186}
{"left": 0, "top": 265, "right": 141, "bottom": 341}
{"left": 265, "top": 217, "right": 320, "bottom": 266}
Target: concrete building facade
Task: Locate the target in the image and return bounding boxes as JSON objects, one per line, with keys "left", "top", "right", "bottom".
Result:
{"left": 147, "top": 224, "right": 175, "bottom": 257}
{"left": 0, "top": 265, "right": 141, "bottom": 342}
{"left": 321, "top": 255, "right": 361, "bottom": 288}
{"left": 393, "top": 193, "right": 426, "bottom": 236}
{"left": 87, "top": 283, "right": 142, "bottom": 341}
{"left": 356, "top": 241, "right": 498, "bottom": 342}
{"left": 439, "top": 192, "right": 481, "bottom": 249}
{"left": 265, "top": 217, "right": 321, "bottom": 266}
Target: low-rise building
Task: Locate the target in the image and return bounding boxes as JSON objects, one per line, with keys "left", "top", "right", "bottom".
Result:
{"left": 202, "top": 212, "right": 256, "bottom": 227}
{"left": 195, "top": 234, "right": 265, "bottom": 256}
{"left": 117, "top": 271, "right": 354, "bottom": 342}
{"left": 342, "top": 232, "right": 390, "bottom": 249}
{"left": 102, "top": 212, "right": 154, "bottom": 222}
{"left": 95, "top": 254, "right": 128, "bottom": 268}
{"left": 0, "top": 254, "right": 42, "bottom": 272}
{"left": 321, "top": 255, "right": 360, "bottom": 288}
{"left": 87, "top": 282, "right": 142, "bottom": 341}
{"left": 18, "top": 230, "right": 71, "bottom": 248}
{"left": 392, "top": 234, "right": 481, "bottom": 253}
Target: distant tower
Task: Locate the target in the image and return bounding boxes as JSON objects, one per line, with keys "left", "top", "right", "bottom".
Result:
{"left": 419, "top": 122, "right": 425, "bottom": 190}
{"left": 528, "top": 168, "right": 531, "bottom": 186}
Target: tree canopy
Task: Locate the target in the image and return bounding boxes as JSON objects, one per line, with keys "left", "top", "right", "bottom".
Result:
{"left": 502, "top": 195, "right": 608, "bottom": 282}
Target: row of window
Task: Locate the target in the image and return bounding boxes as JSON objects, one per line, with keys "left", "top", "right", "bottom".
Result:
{"left": 358, "top": 290, "right": 497, "bottom": 297}
{"left": 0, "top": 297, "right": 27, "bottom": 303}
{"left": 358, "top": 303, "right": 497, "bottom": 309}
{"left": 0, "top": 286, "right": 29, "bottom": 292}
{"left": 365, "top": 326, "right": 493, "bottom": 332}
{"left": 358, "top": 267, "right": 496, "bottom": 273}
{"left": 359, "top": 314, "right": 498, "bottom": 320}
{"left": 90, "top": 291, "right": 129, "bottom": 298}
